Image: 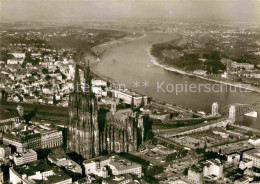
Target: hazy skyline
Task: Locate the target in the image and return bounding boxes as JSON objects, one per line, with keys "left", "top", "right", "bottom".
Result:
{"left": 1, "top": 0, "right": 259, "bottom": 23}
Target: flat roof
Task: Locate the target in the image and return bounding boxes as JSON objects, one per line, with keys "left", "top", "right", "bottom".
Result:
{"left": 244, "top": 149, "right": 260, "bottom": 160}
{"left": 13, "top": 161, "right": 52, "bottom": 176}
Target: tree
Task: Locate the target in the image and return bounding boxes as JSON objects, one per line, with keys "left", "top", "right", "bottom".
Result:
{"left": 33, "top": 90, "right": 40, "bottom": 97}
{"left": 0, "top": 50, "right": 14, "bottom": 62}
{"left": 23, "top": 107, "right": 38, "bottom": 125}
{"left": 146, "top": 166, "right": 164, "bottom": 176}
{"left": 61, "top": 73, "right": 67, "bottom": 80}
{"left": 24, "top": 51, "right": 33, "bottom": 62}
{"left": 203, "top": 151, "right": 226, "bottom": 160}
{"left": 183, "top": 168, "right": 189, "bottom": 175}
{"left": 45, "top": 75, "right": 52, "bottom": 81}
{"left": 54, "top": 68, "right": 61, "bottom": 73}
{"left": 36, "top": 149, "right": 52, "bottom": 160}
{"left": 166, "top": 153, "right": 177, "bottom": 162}
{"left": 32, "top": 58, "right": 40, "bottom": 66}
{"left": 42, "top": 68, "right": 49, "bottom": 74}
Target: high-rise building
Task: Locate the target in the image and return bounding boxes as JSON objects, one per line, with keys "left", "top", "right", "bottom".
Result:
{"left": 212, "top": 102, "right": 218, "bottom": 116}
{"left": 229, "top": 105, "right": 236, "bottom": 123}
{"left": 67, "top": 62, "right": 99, "bottom": 159}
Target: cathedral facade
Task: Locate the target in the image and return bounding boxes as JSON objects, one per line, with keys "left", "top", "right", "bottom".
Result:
{"left": 67, "top": 62, "right": 99, "bottom": 159}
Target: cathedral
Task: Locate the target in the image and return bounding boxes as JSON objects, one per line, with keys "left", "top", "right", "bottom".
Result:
{"left": 68, "top": 60, "right": 144, "bottom": 159}
{"left": 101, "top": 100, "right": 144, "bottom": 153}
{"left": 67, "top": 62, "right": 99, "bottom": 159}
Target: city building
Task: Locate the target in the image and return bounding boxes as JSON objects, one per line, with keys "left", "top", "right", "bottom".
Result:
{"left": 203, "top": 159, "right": 223, "bottom": 179}
{"left": 114, "top": 90, "right": 147, "bottom": 107}
{"left": 243, "top": 149, "right": 260, "bottom": 168}
{"left": 48, "top": 150, "right": 82, "bottom": 174}
{"left": 40, "top": 129, "right": 63, "bottom": 149}
{"left": 102, "top": 174, "right": 133, "bottom": 184}
{"left": 248, "top": 138, "right": 260, "bottom": 147}
{"left": 234, "top": 176, "right": 250, "bottom": 184}
{"left": 0, "top": 118, "right": 15, "bottom": 133}
{"left": 83, "top": 154, "right": 142, "bottom": 178}
{"left": 92, "top": 79, "right": 107, "bottom": 97}
{"left": 74, "top": 174, "right": 101, "bottom": 184}
{"left": 239, "top": 158, "right": 253, "bottom": 170}
{"left": 242, "top": 70, "right": 260, "bottom": 79}
{"left": 0, "top": 146, "right": 5, "bottom": 158}
{"left": 23, "top": 96, "right": 37, "bottom": 103}
{"left": 13, "top": 149, "right": 37, "bottom": 166}
{"left": 67, "top": 62, "right": 99, "bottom": 159}
{"left": 188, "top": 165, "right": 204, "bottom": 184}
{"left": 231, "top": 62, "right": 254, "bottom": 70}
{"left": 227, "top": 153, "right": 240, "bottom": 165}
{"left": 9, "top": 162, "right": 72, "bottom": 184}
{"left": 229, "top": 105, "right": 236, "bottom": 123}
{"left": 3, "top": 129, "right": 41, "bottom": 153}
{"left": 211, "top": 102, "right": 219, "bottom": 116}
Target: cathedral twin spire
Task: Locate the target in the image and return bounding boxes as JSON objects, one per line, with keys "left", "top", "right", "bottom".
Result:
{"left": 72, "top": 56, "right": 93, "bottom": 114}
{"left": 68, "top": 52, "right": 99, "bottom": 159}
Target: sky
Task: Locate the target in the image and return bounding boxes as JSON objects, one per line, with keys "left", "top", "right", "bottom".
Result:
{"left": 0, "top": 0, "right": 259, "bottom": 23}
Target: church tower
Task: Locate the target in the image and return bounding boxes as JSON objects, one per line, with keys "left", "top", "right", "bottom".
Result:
{"left": 67, "top": 59, "right": 99, "bottom": 159}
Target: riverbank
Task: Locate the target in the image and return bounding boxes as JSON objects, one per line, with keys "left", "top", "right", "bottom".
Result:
{"left": 91, "top": 33, "right": 146, "bottom": 58}
{"left": 146, "top": 47, "right": 260, "bottom": 93}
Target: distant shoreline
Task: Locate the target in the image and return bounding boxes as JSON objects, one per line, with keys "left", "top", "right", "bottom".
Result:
{"left": 91, "top": 33, "right": 146, "bottom": 58}
{"left": 145, "top": 47, "right": 260, "bottom": 93}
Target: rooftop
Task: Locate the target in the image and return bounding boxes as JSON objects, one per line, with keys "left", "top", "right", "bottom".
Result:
{"left": 244, "top": 148, "right": 260, "bottom": 160}
{"left": 102, "top": 174, "right": 132, "bottom": 184}
{"left": 43, "top": 174, "right": 71, "bottom": 184}
{"left": 14, "top": 161, "right": 52, "bottom": 176}
{"left": 84, "top": 154, "right": 141, "bottom": 171}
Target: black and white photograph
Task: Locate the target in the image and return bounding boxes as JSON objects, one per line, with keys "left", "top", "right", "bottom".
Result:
{"left": 0, "top": 0, "right": 259, "bottom": 183}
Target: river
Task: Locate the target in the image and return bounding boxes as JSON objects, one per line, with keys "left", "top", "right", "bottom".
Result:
{"left": 0, "top": 33, "right": 258, "bottom": 128}
{"left": 88, "top": 32, "right": 260, "bottom": 127}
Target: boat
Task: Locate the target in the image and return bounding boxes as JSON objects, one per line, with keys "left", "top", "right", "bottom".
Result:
{"left": 197, "top": 111, "right": 206, "bottom": 115}
{"left": 244, "top": 111, "right": 258, "bottom": 118}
